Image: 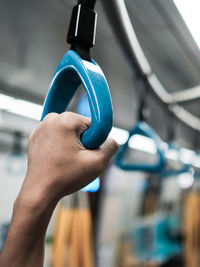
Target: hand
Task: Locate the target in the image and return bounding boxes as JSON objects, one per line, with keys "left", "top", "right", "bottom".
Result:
{"left": 0, "top": 111, "right": 118, "bottom": 267}
{"left": 18, "top": 112, "right": 118, "bottom": 208}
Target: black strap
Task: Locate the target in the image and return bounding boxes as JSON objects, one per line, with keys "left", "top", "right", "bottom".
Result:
{"left": 67, "top": 1, "right": 97, "bottom": 61}
{"left": 137, "top": 79, "right": 149, "bottom": 122}
{"left": 78, "top": 0, "right": 97, "bottom": 10}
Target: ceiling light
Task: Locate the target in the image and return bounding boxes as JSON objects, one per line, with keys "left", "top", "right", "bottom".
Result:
{"left": 0, "top": 93, "right": 199, "bottom": 169}
{"left": 174, "top": 0, "right": 200, "bottom": 49}
{"left": 165, "top": 149, "right": 179, "bottom": 161}
{"left": 179, "top": 148, "right": 195, "bottom": 165}
{"left": 177, "top": 171, "right": 194, "bottom": 189}
{"left": 192, "top": 154, "right": 200, "bottom": 168}
{"left": 109, "top": 127, "right": 129, "bottom": 145}
{"left": 0, "top": 94, "right": 42, "bottom": 121}
{"left": 128, "top": 134, "right": 157, "bottom": 154}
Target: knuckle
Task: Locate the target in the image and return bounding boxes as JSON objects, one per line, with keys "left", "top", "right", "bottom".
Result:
{"left": 60, "top": 112, "right": 81, "bottom": 130}
{"left": 60, "top": 112, "right": 74, "bottom": 121}
{"left": 43, "top": 113, "right": 58, "bottom": 124}
{"left": 59, "top": 117, "right": 73, "bottom": 131}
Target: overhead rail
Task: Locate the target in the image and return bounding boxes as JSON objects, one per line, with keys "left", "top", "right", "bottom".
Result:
{"left": 102, "top": 0, "right": 200, "bottom": 132}
{"left": 170, "top": 85, "right": 200, "bottom": 104}
{"left": 147, "top": 74, "right": 200, "bottom": 105}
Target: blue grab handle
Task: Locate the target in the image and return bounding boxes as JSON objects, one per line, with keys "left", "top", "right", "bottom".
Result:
{"left": 41, "top": 50, "right": 113, "bottom": 149}
{"left": 160, "top": 142, "right": 191, "bottom": 178}
{"left": 116, "top": 121, "right": 166, "bottom": 172}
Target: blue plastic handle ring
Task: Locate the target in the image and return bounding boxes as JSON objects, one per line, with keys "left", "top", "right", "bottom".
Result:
{"left": 116, "top": 121, "right": 166, "bottom": 172}
{"left": 41, "top": 50, "right": 113, "bottom": 149}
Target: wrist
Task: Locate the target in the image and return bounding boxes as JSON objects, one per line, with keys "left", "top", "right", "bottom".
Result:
{"left": 0, "top": 183, "right": 56, "bottom": 267}
{"left": 16, "top": 174, "right": 59, "bottom": 216}
{"left": 14, "top": 193, "right": 55, "bottom": 218}
{"left": 13, "top": 192, "right": 57, "bottom": 236}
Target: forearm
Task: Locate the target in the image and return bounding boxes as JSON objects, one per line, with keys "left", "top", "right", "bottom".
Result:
{"left": 0, "top": 192, "right": 56, "bottom": 267}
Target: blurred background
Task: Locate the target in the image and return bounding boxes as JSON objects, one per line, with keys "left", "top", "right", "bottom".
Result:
{"left": 1, "top": 0, "right": 200, "bottom": 266}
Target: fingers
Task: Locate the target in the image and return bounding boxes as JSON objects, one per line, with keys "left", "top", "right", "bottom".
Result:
{"left": 82, "top": 138, "right": 118, "bottom": 175}
{"left": 60, "top": 112, "right": 91, "bottom": 135}
{"left": 42, "top": 111, "right": 91, "bottom": 136}
{"left": 42, "top": 112, "right": 118, "bottom": 167}
{"left": 99, "top": 138, "right": 119, "bottom": 162}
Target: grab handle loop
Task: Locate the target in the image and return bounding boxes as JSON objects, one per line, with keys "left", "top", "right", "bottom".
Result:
{"left": 116, "top": 121, "right": 166, "bottom": 172}
{"left": 41, "top": 50, "right": 113, "bottom": 149}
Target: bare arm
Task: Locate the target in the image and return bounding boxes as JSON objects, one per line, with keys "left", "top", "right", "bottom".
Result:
{"left": 0, "top": 112, "right": 118, "bottom": 267}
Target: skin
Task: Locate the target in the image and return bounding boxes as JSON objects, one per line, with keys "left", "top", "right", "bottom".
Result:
{"left": 0, "top": 112, "right": 118, "bottom": 267}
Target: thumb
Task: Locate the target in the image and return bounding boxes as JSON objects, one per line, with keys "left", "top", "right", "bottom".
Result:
{"left": 82, "top": 138, "right": 118, "bottom": 173}
{"left": 99, "top": 138, "right": 119, "bottom": 161}
{"left": 78, "top": 138, "right": 118, "bottom": 187}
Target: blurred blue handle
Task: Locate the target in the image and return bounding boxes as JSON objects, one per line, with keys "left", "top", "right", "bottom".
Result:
{"left": 41, "top": 50, "right": 113, "bottom": 149}
{"left": 116, "top": 121, "right": 166, "bottom": 172}
{"left": 161, "top": 142, "right": 191, "bottom": 178}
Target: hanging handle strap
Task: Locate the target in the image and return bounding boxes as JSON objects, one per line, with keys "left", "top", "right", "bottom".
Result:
{"left": 116, "top": 121, "right": 166, "bottom": 172}
{"left": 41, "top": 50, "right": 113, "bottom": 149}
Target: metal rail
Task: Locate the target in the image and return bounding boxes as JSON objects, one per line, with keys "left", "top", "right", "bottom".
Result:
{"left": 102, "top": 0, "right": 200, "bottom": 131}
{"left": 170, "top": 85, "right": 200, "bottom": 104}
